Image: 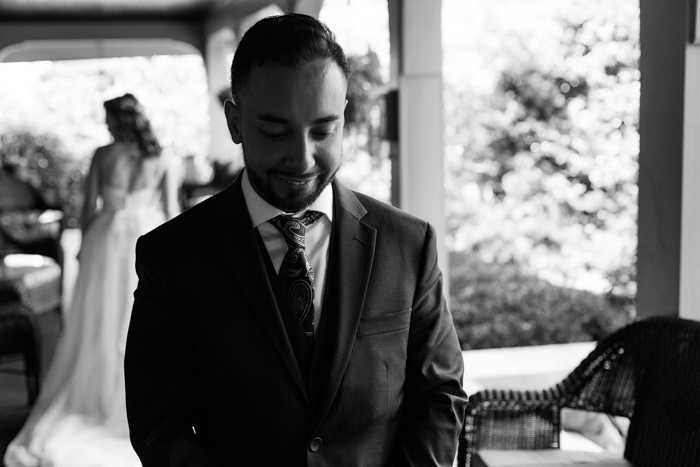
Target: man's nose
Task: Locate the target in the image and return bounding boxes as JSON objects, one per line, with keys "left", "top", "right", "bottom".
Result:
{"left": 285, "top": 134, "right": 315, "bottom": 172}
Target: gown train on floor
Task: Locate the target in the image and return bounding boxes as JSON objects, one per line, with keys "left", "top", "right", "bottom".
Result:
{"left": 4, "top": 186, "right": 164, "bottom": 467}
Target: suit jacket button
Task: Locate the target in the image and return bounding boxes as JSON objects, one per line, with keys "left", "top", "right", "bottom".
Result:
{"left": 309, "top": 437, "right": 323, "bottom": 452}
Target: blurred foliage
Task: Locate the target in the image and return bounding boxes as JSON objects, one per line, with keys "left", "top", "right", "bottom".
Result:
{"left": 0, "top": 55, "right": 210, "bottom": 227}
{"left": 0, "top": 2, "right": 642, "bottom": 349}
{"left": 0, "top": 52, "right": 392, "bottom": 221}
{"left": 449, "top": 250, "right": 634, "bottom": 350}
{"left": 337, "top": 50, "right": 392, "bottom": 203}
{"left": 345, "top": 51, "right": 384, "bottom": 130}
{"left": 445, "top": 0, "right": 639, "bottom": 307}
{"left": 0, "top": 130, "right": 87, "bottom": 227}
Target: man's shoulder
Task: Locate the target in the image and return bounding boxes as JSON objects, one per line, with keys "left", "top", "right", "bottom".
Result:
{"left": 143, "top": 185, "right": 238, "bottom": 245}
{"left": 337, "top": 186, "right": 434, "bottom": 248}
{"left": 349, "top": 189, "right": 428, "bottom": 229}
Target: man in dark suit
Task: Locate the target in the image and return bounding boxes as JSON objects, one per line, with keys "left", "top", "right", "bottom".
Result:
{"left": 124, "top": 13, "right": 468, "bottom": 466}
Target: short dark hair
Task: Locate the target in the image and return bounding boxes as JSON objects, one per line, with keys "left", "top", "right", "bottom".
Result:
{"left": 229, "top": 13, "right": 350, "bottom": 102}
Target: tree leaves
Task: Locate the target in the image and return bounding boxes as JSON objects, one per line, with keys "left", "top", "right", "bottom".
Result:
{"left": 445, "top": 0, "right": 639, "bottom": 300}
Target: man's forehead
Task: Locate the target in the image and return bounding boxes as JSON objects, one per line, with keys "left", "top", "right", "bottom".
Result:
{"left": 238, "top": 59, "right": 347, "bottom": 96}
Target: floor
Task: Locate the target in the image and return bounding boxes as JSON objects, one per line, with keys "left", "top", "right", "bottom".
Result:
{"left": 1, "top": 342, "right": 608, "bottom": 462}
{"left": 0, "top": 230, "right": 615, "bottom": 462}
{"left": 0, "top": 230, "right": 79, "bottom": 463}
{"left": 0, "top": 359, "right": 32, "bottom": 459}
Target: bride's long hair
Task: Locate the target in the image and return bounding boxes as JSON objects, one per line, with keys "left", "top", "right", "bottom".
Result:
{"left": 103, "top": 93, "right": 162, "bottom": 159}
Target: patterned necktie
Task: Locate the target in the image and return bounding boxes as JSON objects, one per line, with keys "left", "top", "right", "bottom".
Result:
{"left": 269, "top": 210, "right": 323, "bottom": 346}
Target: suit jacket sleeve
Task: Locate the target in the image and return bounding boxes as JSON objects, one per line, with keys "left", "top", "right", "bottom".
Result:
{"left": 395, "top": 223, "right": 468, "bottom": 466}
{"left": 124, "top": 235, "right": 221, "bottom": 467}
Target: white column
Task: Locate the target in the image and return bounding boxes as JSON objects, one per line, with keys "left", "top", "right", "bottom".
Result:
{"left": 680, "top": 45, "right": 700, "bottom": 321}
{"left": 398, "top": 0, "right": 449, "bottom": 290}
{"left": 286, "top": 0, "right": 324, "bottom": 17}
{"left": 204, "top": 27, "right": 242, "bottom": 169}
{"left": 637, "top": 0, "right": 686, "bottom": 319}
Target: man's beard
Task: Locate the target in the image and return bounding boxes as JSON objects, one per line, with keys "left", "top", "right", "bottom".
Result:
{"left": 243, "top": 151, "right": 340, "bottom": 213}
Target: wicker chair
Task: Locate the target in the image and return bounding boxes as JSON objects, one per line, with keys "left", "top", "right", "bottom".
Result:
{"left": 458, "top": 316, "right": 700, "bottom": 467}
{"left": 0, "top": 167, "right": 64, "bottom": 267}
{"left": 0, "top": 280, "right": 41, "bottom": 404}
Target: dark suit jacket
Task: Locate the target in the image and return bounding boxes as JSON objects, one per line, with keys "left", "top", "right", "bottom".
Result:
{"left": 124, "top": 174, "right": 468, "bottom": 466}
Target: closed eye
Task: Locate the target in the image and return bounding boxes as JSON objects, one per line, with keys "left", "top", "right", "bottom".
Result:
{"left": 311, "top": 125, "right": 337, "bottom": 141}
{"left": 261, "top": 129, "right": 287, "bottom": 140}
{"left": 312, "top": 131, "right": 333, "bottom": 141}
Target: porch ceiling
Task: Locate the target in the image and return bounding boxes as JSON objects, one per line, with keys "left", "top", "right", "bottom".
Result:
{"left": 0, "top": 0, "right": 290, "bottom": 61}
{"left": 0, "top": 0, "right": 273, "bottom": 21}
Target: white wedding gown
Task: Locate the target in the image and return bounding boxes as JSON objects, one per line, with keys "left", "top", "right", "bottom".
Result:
{"left": 4, "top": 185, "right": 165, "bottom": 467}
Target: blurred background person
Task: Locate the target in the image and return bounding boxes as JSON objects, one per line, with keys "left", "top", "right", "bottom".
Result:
{"left": 5, "top": 93, "right": 179, "bottom": 467}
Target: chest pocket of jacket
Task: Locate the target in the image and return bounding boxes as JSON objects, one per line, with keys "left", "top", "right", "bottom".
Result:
{"left": 357, "top": 308, "right": 411, "bottom": 337}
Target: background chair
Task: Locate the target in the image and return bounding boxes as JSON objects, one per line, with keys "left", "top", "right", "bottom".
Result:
{"left": 0, "top": 281, "right": 41, "bottom": 405}
{"left": 0, "top": 167, "right": 64, "bottom": 267}
{"left": 458, "top": 316, "right": 700, "bottom": 467}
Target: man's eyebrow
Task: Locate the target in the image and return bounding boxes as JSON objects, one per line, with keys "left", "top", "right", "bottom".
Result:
{"left": 255, "top": 114, "right": 342, "bottom": 125}
{"left": 312, "top": 115, "right": 342, "bottom": 125}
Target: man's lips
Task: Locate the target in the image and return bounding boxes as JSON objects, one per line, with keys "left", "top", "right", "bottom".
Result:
{"left": 275, "top": 173, "right": 318, "bottom": 186}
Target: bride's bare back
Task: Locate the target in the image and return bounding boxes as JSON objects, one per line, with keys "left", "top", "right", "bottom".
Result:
{"left": 97, "top": 141, "right": 165, "bottom": 192}
{"left": 80, "top": 94, "right": 180, "bottom": 232}
{"left": 81, "top": 141, "right": 180, "bottom": 232}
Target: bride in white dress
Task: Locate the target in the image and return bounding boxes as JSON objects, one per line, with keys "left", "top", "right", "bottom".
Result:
{"left": 4, "top": 93, "right": 180, "bottom": 467}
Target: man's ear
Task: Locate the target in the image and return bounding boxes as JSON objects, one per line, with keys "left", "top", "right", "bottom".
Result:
{"left": 224, "top": 99, "right": 242, "bottom": 144}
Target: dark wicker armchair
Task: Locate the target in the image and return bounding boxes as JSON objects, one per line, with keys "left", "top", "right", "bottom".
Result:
{"left": 0, "top": 168, "right": 65, "bottom": 267}
{"left": 0, "top": 280, "right": 42, "bottom": 404}
{"left": 458, "top": 316, "right": 700, "bottom": 467}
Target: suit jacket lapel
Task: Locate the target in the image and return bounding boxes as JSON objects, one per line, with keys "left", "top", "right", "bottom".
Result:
{"left": 309, "top": 181, "right": 375, "bottom": 426}
{"left": 209, "top": 176, "right": 309, "bottom": 402}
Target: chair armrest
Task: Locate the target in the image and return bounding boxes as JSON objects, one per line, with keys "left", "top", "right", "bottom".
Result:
{"left": 462, "top": 388, "right": 565, "bottom": 465}
{"left": 0, "top": 299, "right": 43, "bottom": 403}
{"left": 0, "top": 209, "right": 65, "bottom": 265}
{"left": 0, "top": 280, "right": 28, "bottom": 304}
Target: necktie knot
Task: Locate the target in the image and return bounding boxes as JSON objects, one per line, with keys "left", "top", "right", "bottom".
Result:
{"left": 270, "top": 211, "right": 323, "bottom": 249}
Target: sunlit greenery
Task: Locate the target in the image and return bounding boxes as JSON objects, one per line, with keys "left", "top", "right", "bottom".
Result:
{"left": 0, "top": 55, "right": 210, "bottom": 226}
{"left": 450, "top": 251, "right": 632, "bottom": 350}
{"left": 441, "top": 0, "right": 638, "bottom": 347}
{"left": 444, "top": 0, "right": 638, "bottom": 300}
{"left": 0, "top": 0, "right": 640, "bottom": 348}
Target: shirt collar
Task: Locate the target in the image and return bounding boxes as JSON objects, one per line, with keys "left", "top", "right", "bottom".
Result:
{"left": 241, "top": 168, "right": 334, "bottom": 228}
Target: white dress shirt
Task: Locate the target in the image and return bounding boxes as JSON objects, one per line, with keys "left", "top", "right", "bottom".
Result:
{"left": 241, "top": 169, "right": 333, "bottom": 335}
